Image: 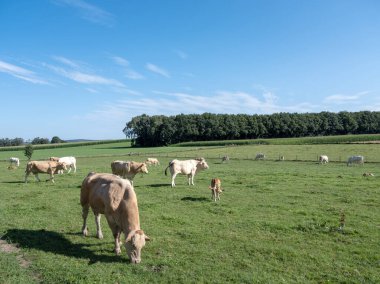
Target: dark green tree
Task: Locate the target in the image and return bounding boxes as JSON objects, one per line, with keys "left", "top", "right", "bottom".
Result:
{"left": 24, "top": 144, "right": 34, "bottom": 160}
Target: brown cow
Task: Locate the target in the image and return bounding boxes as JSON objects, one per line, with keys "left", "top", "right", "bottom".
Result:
{"left": 111, "top": 160, "right": 148, "bottom": 185}
{"left": 209, "top": 178, "right": 222, "bottom": 202}
{"left": 25, "top": 161, "right": 67, "bottom": 183}
{"left": 80, "top": 172, "right": 150, "bottom": 264}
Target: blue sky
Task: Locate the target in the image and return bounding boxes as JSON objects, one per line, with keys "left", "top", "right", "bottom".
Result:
{"left": 1, "top": 0, "right": 380, "bottom": 140}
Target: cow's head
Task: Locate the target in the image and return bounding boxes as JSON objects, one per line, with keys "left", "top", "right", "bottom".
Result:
{"left": 125, "top": 230, "right": 150, "bottom": 264}
{"left": 197, "top": 159, "right": 209, "bottom": 170}
{"left": 57, "top": 162, "right": 67, "bottom": 171}
{"left": 138, "top": 163, "right": 149, "bottom": 174}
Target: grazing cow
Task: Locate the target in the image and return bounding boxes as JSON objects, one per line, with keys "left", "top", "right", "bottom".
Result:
{"left": 209, "top": 178, "right": 222, "bottom": 202}
{"left": 363, "top": 172, "right": 374, "bottom": 177}
{"left": 24, "top": 161, "right": 67, "bottom": 183}
{"left": 164, "top": 158, "right": 209, "bottom": 187}
{"left": 319, "top": 155, "right": 329, "bottom": 164}
{"left": 145, "top": 158, "right": 160, "bottom": 166}
{"left": 255, "top": 153, "right": 265, "bottom": 160}
{"left": 221, "top": 155, "right": 230, "bottom": 163}
{"left": 9, "top": 157, "right": 20, "bottom": 167}
{"left": 80, "top": 172, "right": 150, "bottom": 264}
{"left": 111, "top": 160, "right": 149, "bottom": 185}
{"left": 347, "top": 155, "right": 364, "bottom": 166}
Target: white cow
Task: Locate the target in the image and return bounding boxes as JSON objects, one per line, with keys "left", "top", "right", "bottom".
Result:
{"left": 58, "top": 156, "right": 77, "bottom": 173}
{"left": 9, "top": 157, "right": 20, "bottom": 167}
{"left": 319, "top": 155, "right": 329, "bottom": 164}
{"left": 347, "top": 155, "right": 364, "bottom": 166}
{"left": 164, "top": 158, "right": 209, "bottom": 187}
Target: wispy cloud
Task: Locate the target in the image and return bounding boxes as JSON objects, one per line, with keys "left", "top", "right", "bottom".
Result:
{"left": 112, "top": 56, "right": 144, "bottom": 80}
{"left": 47, "top": 64, "right": 125, "bottom": 87}
{"left": 0, "top": 60, "right": 48, "bottom": 84}
{"left": 81, "top": 90, "right": 319, "bottom": 124}
{"left": 174, "top": 50, "right": 188, "bottom": 59}
{"left": 146, "top": 63, "right": 170, "bottom": 78}
{"left": 52, "top": 55, "right": 80, "bottom": 68}
{"left": 323, "top": 91, "right": 370, "bottom": 104}
{"left": 53, "top": 0, "right": 114, "bottom": 26}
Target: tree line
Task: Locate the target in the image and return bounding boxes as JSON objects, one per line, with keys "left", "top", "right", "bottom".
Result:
{"left": 123, "top": 111, "right": 380, "bottom": 147}
{"left": 0, "top": 136, "right": 65, "bottom": 147}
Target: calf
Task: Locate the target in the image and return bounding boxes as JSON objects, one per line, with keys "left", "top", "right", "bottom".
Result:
{"left": 209, "top": 178, "right": 222, "bottom": 202}
{"left": 145, "top": 158, "right": 160, "bottom": 166}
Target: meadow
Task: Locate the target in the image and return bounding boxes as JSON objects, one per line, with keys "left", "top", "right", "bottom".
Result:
{"left": 0, "top": 140, "right": 379, "bottom": 283}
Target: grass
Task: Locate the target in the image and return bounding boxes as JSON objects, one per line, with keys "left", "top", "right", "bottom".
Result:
{"left": 0, "top": 142, "right": 379, "bottom": 283}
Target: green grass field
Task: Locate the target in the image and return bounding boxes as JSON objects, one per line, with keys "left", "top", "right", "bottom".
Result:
{"left": 0, "top": 141, "right": 379, "bottom": 283}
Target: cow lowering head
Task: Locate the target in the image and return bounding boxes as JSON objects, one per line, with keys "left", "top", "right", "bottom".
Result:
{"left": 125, "top": 230, "right": 150, "bottom": 264}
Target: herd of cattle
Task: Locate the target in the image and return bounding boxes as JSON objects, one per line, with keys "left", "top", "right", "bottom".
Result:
{"left": 6, "top": 153, "right": 369, "bottom": 264}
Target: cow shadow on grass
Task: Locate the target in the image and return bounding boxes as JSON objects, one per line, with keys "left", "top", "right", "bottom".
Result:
{"left": 146, "top": 183, "right": 169, "bottom": 188}
{"left": 181, "top": 196, "right": 209, "bottom": 202}
{"left": 1, "top": 181, "right": 25, "bottom": 184}
{"left": 4, "top": 229, "right": 125, "bottom": 265}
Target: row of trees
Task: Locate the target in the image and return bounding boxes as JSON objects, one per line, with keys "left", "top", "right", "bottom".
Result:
{"left": 0, "top": 136, "right": 65, "bottom": 147}
{"left": 123, "top": 111, "right": 380, "bottom": 147}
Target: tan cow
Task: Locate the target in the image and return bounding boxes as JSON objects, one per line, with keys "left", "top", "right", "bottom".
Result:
{"left": 164, "top": 158, "right": 209, "bottom": 187}
{"left": 24, "top": 161, "right": 67, "bottom": 183}
{"left": 209, "top": 178, "right": 222, "bottom": 202}
{"left": 145, "top": 157, "right": 160, "bottom": 166}
{"left": 111, "top": 160, "right": 148, "bottom": 185}
{"left": 80, "top": 172, "right": 150, "bottom": 264}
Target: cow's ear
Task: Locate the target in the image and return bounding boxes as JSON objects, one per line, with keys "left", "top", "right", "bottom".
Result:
{"left": 144, "top": 235, "right": 151, "bottom": 241}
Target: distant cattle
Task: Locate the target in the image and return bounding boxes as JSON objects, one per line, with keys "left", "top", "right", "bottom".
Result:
{"left": 209, "top": 178, "right": 222, "bottom": 202}
{"left": 363, "top": 172, "right": 374, "bottom": 177}
{"left": 80, "top": 172, "right": 150, "bottom": 264}
{"left": 279, "top": 155, "right": 285, "bottom": 161}
{"left": 165, "top": 158, "right": 209, "bottom": 187}
{"left": 9, "top": 157, "right": 20, "bottom": 167}
{"left": 25, "top": 161, "right": 67, "bottom": 183}
{"left": 319, "top": 155, "right": 329, "bottom": 164}
{"left": 221, "top": 155, "right": 230, "bottom": 163}
{"left": 347, "top": 155, "right": 364, "bottom": 166}
{"left": 111, "top": 160, "right": 149, "bottom": 185}
{"left": 145, "top": 158, "right": 160, "bottom": 166}
{"left": 255, "top": 153, "right": 265, "bottom": 160}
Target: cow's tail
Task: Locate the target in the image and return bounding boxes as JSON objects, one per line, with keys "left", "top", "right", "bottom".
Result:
{"left": 164, "top": 161, "right": 173, "bottom": 176}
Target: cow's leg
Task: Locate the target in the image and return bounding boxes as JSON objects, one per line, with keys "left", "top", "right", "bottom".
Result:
{"left": 81, "top": 204, "right": 90, "bottom": 237}
{"left": 34, "top": 173, "right": 41, "bottom": 182}
{"left": 73, "top": 163, "right": 77, "bottom": 173}
{"left": 67, "top": 166, "right": 72, "bottom": 174}
{"left": 171, "top": 173, "right": 177, "bottom": 187}
{"left": 24, "top": 172, "right": 29, "bottom": 183}
{"left": 50, "top": 173, "right": 55, "bottom": 183}
{"left": 190, "top": 173, "right": 195, "bottom": 185}
{"left": 105, "top": 215, "right": 122, "bottom": 255}
{"left": 94, "top": 213, "right": 103, "bottom": 239}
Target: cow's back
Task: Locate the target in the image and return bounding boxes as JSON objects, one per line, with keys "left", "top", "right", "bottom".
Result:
{"left": 172, "top": 159, "right": 196, "bottom": 175}
{"left": 81, "top": 172, "right": 132, "bottom": 213}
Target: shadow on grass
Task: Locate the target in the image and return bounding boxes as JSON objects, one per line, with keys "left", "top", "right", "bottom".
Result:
{"left": 181, "top": 196, "right": 209, "bottom": 202}
{"left": 1, "top": 181, "right": 25, "bottom": 184}
{"left": 4, "top": 229, "right": 125, "bottom": 265}
{"left": 147, "top": 183, "right": 170, "bottom": 188}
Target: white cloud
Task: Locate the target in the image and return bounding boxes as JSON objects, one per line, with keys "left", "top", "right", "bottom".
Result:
{"left": 47, "top": 64, "right": 125, "bottom": 87}
{"left": 53, "top": 0, "right": 114, "bottom": 26}
{"left": 79, "top": 90, "right": 320, "bottom": 126}
{"left": 52, "top": 56, "right": 80, "bottom": 68}
{"left": 112, "top": 56, "right": 144, "bottom": 80}
{"left": 0, "top": 60, "right": 48, "bottom": 84}
{"left": 146, "top": 63, "right": 170, "bottom": 78}
{"left": 323, "top": 91, "right": 369, "bottom": 104}
{"left": 174, "top": 50, "right": 188, "bottom": 59}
